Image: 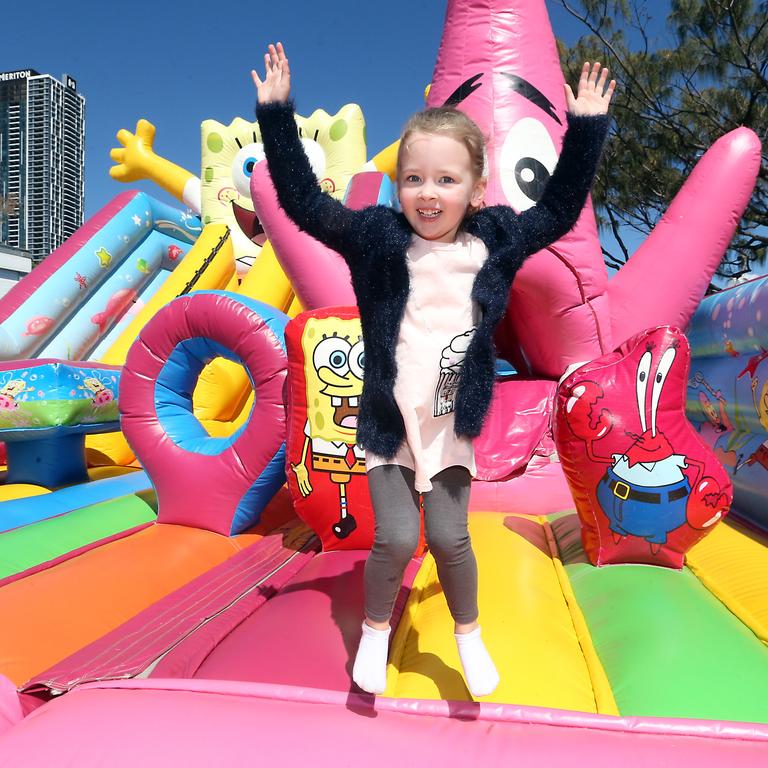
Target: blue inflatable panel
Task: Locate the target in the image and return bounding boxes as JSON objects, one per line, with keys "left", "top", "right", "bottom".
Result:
{"left": 0, "top": 470, "right": 151, "bottom": 533}
{"left": 688, "top": 274, "right": 768, "bottom": 532}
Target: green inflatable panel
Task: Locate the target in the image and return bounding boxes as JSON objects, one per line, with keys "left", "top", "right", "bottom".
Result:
{"left": 0, "top": 494, "right": 156, "bottom": 581}
{"left": 553, "top": 514, "right": 768, "bottom": 723}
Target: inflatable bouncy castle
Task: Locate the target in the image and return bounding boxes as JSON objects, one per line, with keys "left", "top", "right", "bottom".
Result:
{"left": 1, "top": 1, "right": 767, "bottom": 765}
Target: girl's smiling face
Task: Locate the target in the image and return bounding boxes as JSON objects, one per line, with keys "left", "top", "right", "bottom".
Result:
{"left": 397, "top": 131, "right": 486, "bottom": 243}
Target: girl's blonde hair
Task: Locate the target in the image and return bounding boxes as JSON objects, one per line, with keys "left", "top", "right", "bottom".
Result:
{"left": 396, "top": 107, "right": 486, "bottom": 183}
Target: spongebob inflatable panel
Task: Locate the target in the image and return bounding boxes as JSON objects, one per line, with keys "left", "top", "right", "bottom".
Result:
{"left": 111, "top": 104, "right": 366, "bottom": 278}
{"left": 284, "top": 307, "right": 374, "bottom": 551}
{"left": 200, "top": 105, "right": 366, "bottom": 270}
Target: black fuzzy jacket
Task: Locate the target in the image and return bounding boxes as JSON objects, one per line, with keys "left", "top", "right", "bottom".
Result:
{"left": 257, "top": 100, "right": 609, "bottom": 459}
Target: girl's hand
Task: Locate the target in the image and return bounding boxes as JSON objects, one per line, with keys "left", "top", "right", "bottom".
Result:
{"left": 252, "top": 42, "right": 291, "bottom": 104}
{"left": 565, "top": 62, "right": 615, "bottom": 116}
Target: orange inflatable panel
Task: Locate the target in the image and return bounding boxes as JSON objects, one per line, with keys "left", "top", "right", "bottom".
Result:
{"left": 0, "top": 524, "right": 257, "bottom": 686}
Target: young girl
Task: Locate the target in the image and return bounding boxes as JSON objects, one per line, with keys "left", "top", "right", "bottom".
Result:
{"left": 253, "top": 43, "right": 614, "bottom": 697}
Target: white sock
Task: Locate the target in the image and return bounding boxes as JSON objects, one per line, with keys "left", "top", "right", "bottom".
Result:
{"left": 455, "top": 626, "right": 500, "bottom": 697}
{"left": 352, "top": 621, "right": 391, "bottom": 694}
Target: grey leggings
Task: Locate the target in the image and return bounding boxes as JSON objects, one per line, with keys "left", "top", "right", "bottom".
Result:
{"left": 364, "top": 464, "right": 478, "bottom": 624}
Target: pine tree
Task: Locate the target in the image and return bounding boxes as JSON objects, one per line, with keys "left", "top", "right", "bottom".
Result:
{"left": 558, "top": 0, "right": 767, "bottom": 281}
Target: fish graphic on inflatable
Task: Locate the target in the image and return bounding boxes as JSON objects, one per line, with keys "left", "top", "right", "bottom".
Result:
{"left": 91, "top": 288, "right": 138, "bottom": 334}
{"left": 22, "top": 317, "right": 55, "bottom": 337}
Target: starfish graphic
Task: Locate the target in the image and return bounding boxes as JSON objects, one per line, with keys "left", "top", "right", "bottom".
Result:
{"left": 95, "top": 247, "right": 112, "bottom": 268}
{"left": 737, "top": 348, "right": 768, "bottom": 380}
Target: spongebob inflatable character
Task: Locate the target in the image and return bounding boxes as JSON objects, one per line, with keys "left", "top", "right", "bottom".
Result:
{"left": 109, "top": 106, "right": 366, "bottom": 273}
{"left": 293, "top": 316, "right": 365, "bottom": 539}
{"left": 79, "top": 376, "right": 116, "bottom": 408}
{"left": 0, "top": 379, "right": 34, "bottom": 411}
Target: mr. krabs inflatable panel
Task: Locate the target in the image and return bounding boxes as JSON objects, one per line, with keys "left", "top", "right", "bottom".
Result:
{"left": 554, "top": 326, "right": 732, "bottom": 568}
{"left": 285, "top": 307, "right": 374, "bottom": 551}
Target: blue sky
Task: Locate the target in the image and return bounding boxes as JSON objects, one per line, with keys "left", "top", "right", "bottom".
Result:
{"left": 1, "top": 0, "right": 677, "bottom": 263}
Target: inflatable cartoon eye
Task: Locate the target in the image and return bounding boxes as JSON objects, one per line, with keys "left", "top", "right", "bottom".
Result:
{"left": 300, "top": 138, "right": 327, "bottom": 181}
{"left": 232, "top": 143, "right": 266, "bottom": 197}
{"left": 313, "top": 336, "right": 352, "bottom": 376}
{"left": 349, "top": 340, "right": 365, "bottom": 379}
{"left": 636, "top": 350, "right": 652, "bottom": 433}
{"left": 499, "top": 117, "right": 558, "bottom": 212}
{"left": 650, "top": 347, "right": 676, "bottom": 436}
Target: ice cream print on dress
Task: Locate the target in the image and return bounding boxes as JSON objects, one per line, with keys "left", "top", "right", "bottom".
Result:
{"left": 435, "top": 329, "right": 475, "bottom": 417}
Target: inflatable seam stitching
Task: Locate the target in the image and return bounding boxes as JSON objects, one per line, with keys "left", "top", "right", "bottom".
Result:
{"left": 686, "top": 528, "right": 768, "bottom": 647}
{"left": 539, "top": 515, "right": 619, "bottom": 716}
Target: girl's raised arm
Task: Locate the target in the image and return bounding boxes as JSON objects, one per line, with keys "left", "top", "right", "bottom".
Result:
{"left": 253, "top": 43, "right": 384, "bottom": 267}
{"left": 515, "top": 62, "right": 614, "bottom": 251}
{"left": 471, "top": 63, "right": 613, "bottom": 259}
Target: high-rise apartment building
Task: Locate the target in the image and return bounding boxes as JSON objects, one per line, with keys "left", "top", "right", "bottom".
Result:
{"left": 0, "top": 69, "right": 85, "bottom": 263}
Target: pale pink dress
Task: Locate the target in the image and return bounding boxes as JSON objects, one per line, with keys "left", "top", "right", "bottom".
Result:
{"left": 366, "top": 232, "right": 489, "bottom": 492}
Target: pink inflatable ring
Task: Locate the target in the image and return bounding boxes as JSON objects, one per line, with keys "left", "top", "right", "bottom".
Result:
{"left": 119, "top": 290, "right": 288, "bottom": 535}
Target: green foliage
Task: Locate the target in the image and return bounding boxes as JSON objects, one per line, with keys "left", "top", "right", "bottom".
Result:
{"left": 558, "top": 0, "right": 767, "bottom": 281}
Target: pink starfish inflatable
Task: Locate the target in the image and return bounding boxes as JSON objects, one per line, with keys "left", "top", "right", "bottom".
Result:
{"left": 252, "top": 0, "right": 761, "bottom": 380}
{"left": 427, "top": 0, "right": 761, "bottom": 377}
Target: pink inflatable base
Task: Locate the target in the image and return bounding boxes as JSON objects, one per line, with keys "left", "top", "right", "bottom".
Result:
{"left": 2, "top": 679, "right": 768, "bottom": 767}
{"left": 0, "top": 675, "right": 22, "bottom": 738}
{"left": 470, "top": 454, "right": 574, "bottom": 514}
{"left": 162, "top": 549, "right": 421, "bottom": 690}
